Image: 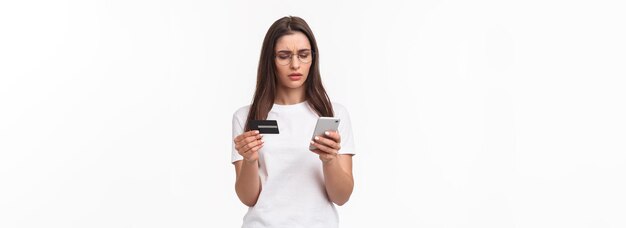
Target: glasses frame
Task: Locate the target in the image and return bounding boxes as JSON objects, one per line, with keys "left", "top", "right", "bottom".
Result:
{"left": 274, "top": 50, "right": 316, "bottom": 66}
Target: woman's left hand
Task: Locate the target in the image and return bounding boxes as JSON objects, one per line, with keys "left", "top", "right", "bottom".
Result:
{"left": 310, "top": 130, "right": 342, "bottom": 163}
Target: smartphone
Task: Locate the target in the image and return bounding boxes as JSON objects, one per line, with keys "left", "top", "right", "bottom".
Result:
{"left": 309, "top": 117, "right": 340, "bottom": 150}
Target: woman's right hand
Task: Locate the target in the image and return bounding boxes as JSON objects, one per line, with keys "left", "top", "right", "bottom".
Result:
{"left": 234, "top": 130, "right": 264, "bottom": 162}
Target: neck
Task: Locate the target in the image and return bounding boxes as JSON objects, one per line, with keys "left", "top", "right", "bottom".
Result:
{"left": 275, "top": 86, "right": 306, "bottom": 105}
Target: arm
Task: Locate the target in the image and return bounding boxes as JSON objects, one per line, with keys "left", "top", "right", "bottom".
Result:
{"left": 234, "top": 160, "right": 261, "bottom": 207}
{"left": 310, "top": 131, "right": 354, "bottom": 206}
{"left": 322, "top": 154, "right": 353, "bottom": 206}
{"left": 233, "top": 130, "right": 264, "bottom": 207}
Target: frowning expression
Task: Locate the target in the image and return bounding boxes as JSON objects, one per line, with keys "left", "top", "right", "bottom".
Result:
{"left": 274, "top": 31, "right": 312, "bottom": 89}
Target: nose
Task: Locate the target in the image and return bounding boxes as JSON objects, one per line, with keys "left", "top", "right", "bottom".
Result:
{"left": 289, "top": 55, "right": 300, "bottom": 70}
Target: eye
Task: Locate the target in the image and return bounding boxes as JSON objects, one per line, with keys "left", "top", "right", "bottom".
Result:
{"left": 299, "top": 53, "right": 310, "bottom": 58}
{"left": 277, "top": 54, "right": 290, "bottom": 59}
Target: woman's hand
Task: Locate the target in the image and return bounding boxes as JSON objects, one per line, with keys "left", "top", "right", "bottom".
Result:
{"left": 234, "top": 130, "right": 264, "bottom": 162}
{"left": 233, "top": 130, "right": 263, "bottom": 207}
{"left": 310, "top": 130, "right": 342, "bottom": 164}
{"left": 310, "top": 130, "right": 354, "bottom": 205}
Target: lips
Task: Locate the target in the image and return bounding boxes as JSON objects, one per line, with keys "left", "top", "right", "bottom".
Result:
{"left": 288, "top": 73, "right": 303, "bottom": 81}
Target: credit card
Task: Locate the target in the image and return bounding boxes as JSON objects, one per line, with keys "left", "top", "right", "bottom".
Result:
{"left": 247, "top": 120, "right": 279, "bottom": 134}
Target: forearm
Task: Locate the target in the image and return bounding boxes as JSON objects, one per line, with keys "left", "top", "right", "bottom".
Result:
{"left": 323, "top": 158, "right": 354, "bottom": 206}
{"left": 235, "top": 160, "right": 261, "bottom": 207}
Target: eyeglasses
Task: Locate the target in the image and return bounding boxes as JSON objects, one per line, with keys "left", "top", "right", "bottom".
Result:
{"left": 274, "top": 50, "right": 315, "bottom": 66}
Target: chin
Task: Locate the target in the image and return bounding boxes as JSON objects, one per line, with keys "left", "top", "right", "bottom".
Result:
{"left": 281, "top": 82, "right": 304, "bottom": 89}
{"left": 281, "top": 78, "right": 306, "bottom": 88}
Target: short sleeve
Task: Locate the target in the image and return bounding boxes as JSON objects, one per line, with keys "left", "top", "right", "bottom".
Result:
{"left": 231, "top": 110, "right": 245, "bottom": 163}
{"left": 335, "top": 104, "right": 356, "bottom": 155}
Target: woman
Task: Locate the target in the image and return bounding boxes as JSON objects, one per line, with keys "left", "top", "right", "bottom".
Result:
{"left": 231, "top": 16, "right": 356, "bottom": 227}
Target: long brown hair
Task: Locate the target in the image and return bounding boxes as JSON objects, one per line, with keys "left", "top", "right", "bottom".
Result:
{"left": 244, "top": 16, "right": 334, "bottom": 131}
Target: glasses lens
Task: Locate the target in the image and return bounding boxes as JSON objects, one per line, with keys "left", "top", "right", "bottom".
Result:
{"left": 299, "top": 52, "right": 312, "bottom": 63}
{"left": 276, "top": 53, "right": 291, "bottom": 65}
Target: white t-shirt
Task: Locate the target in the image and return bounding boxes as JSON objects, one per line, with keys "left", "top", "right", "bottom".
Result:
{"left": 231, "top": 100, "right": 356, "bottom": 228}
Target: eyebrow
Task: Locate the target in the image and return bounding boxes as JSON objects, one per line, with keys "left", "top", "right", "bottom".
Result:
{"left": 276, "top": 49, "right": 312, "bottom": 53}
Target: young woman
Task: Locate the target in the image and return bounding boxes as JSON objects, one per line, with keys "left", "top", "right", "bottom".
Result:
{"left": 231, "top": 16, "right": 356, "bottom": 227}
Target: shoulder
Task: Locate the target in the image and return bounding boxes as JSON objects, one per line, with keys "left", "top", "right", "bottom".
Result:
{"left": 331, "top": 102, "right": 350, "bottom": 118}
{"left": 232, "top": 104, "right": 251, "bottom": 120}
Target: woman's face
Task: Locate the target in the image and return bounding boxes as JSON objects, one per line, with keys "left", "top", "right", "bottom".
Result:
{"left": 274, "top": 32, "right": 313, "bottom": 90}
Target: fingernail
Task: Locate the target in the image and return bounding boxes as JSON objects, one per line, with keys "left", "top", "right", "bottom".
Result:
{"left": 325, "top": 131, "right": 330, "bottom": 136}
{"left": 310, "top": 141, "right": 315, "bottom": 144}
{"left": 255, "top": 130, "right": 259, "bottom": 134}
{"left": 314, "top": 136, "right": 319, "bottom": 140}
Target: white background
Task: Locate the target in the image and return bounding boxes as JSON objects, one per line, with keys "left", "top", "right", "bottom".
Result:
{"left": 1, "top": 0, "right": 625, "bottom": 227}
